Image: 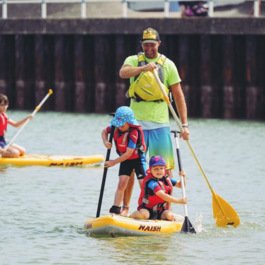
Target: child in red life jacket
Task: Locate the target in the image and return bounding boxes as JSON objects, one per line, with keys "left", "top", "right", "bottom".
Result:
{"left": 130, "top": 155, "right": 187, "bottom": 221}
{"left": 101, "top": 106, "right": 147, "bottom": 216}
{"left": 0, "top": 93, "right": 33, "bottom": 158}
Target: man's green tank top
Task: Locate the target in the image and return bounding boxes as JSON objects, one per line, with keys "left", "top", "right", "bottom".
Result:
{"left": 123, "top": 53, "right": 181, "bottom": 123}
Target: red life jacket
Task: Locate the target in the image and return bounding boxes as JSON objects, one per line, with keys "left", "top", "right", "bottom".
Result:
{"left": 113, "top": 124, "right": 146, "bottom": 160}
{"left": 138, "top": 170, "right": 173, "bottom": 211}
{"left": 0, "top": 113, "right": 8, "bottom": 136}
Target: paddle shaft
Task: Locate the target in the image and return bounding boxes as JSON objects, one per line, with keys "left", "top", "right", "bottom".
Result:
{"left": 172, "top": 130, "right": 196, "bottom": 233}
{"left": 96, "top": 126, "right": 115, "bottom": 217}
{"left": 173, "top": 131, "right": 189, "bottom": 216}
{"left": 5, "top": 89, "right": 53, "bottom": 150}
{"left": 153, "top": 70, "right": 215, "bottom": 195}
{"left": 154, "top": 69, "right": 240, "bottom": 227}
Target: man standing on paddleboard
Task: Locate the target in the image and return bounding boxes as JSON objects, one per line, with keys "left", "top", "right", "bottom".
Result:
{"left": 119, "top": 27, "right": 190, "bottom": 211}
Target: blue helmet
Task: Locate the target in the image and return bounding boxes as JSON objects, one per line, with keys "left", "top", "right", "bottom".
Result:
{"left": 111, "top": 106, "right": 138, "bottom": 127}
{"left": 149, "top": 155, "right": 166, "bottom": 167}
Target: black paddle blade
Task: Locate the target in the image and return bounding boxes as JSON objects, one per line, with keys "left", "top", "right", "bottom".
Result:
{"left": 181, "top": 216, "right": 196, "bottom": 234}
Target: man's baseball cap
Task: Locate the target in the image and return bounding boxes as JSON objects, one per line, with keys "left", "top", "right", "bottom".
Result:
{"left": 141, "top": 27, "right": 160, "bottom": 44}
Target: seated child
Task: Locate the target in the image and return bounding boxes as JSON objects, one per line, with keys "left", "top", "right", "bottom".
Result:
{"left": 101, "top": 106, "right": 147, "bottom": 216}
{"left": 0, "top": 93, "right": 32, "bottom": 158}
{"left": 130, "top": 155, "right": 186, "bottom": 221}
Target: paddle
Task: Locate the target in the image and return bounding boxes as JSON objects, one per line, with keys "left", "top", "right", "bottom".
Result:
{"left": 153, "top": 70, "right": 240, "bottom": 227}
{"left": 4, "top": 89, "right": 53, "bottom": 151}
{"left": 171, "top": 130, "right": 196, "bottom": 233}
{"left": 96, "top": 125, "right": 115, "bottom": 218}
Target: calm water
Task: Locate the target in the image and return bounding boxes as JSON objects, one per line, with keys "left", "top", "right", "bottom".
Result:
{"left": 1, "top": 111, "right": 264, "bottom": 265}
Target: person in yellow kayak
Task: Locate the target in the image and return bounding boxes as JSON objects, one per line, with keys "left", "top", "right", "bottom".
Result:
{"left": 101, "top": 106, "right": 147, "bottom": 216}
{"left": 130, "top": 155, "right": 186, "bottom": 221}
{"left": 0, "top": 93, "right": 32, "bottom": 158}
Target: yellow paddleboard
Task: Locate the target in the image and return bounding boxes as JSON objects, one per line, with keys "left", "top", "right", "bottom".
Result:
{"left": 85, "top": 214, "right": 184, "bottom": 237}
{"left": 0, "top": 154, "right": 104, "bottom": 167}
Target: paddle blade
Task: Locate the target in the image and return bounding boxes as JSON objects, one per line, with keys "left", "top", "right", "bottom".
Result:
{"left": 181, "top": 216, "right": 196, "bottom": 233}
{"left": 212, "top": 193, "right": 240, "bottom": 228}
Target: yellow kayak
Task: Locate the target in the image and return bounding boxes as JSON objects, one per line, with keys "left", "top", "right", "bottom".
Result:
{"left": 0, "top": 154, "right": 104, "bottom": 167}
{"left": 84, "top": 214, "right": 184, "bottom": 237}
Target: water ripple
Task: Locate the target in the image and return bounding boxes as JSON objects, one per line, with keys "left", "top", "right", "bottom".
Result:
{"left": 1, "top": 115, "right": 265, "bottom": 265}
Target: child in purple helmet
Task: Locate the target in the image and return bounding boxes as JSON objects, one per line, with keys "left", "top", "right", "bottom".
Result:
{"left": 102, "top": 106, "right": 147, "bottom": 216}
{"left": 130, "top": 155, "right": 186, "bottom": 221}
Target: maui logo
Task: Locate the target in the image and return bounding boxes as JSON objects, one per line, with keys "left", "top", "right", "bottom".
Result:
{"left": 138, "top": 225, "right": 161, "bottom": 232}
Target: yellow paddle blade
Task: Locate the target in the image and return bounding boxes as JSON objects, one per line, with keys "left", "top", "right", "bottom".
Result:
{"left": 212, "top": 193, "right": 240, "bottom": 228}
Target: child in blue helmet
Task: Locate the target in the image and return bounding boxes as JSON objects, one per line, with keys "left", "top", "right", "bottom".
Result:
{"left": 130, "top": 155, "right": 186, "bottom": 221}
{"left": 101, "top": 106, "right": 147, "bottom": 216}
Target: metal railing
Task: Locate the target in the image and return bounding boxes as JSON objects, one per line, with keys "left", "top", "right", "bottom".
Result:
{"left": 123, "top": 0, "right": 262, "bottom": 17}
{"left": 0, "top": 0, "right": 263, "bottom": 19}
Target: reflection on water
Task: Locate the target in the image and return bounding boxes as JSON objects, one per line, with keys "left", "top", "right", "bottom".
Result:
{"left": 97, "top": 236, "right": 177, "bottom": 265}
{"left": 1, "top": 112, "right": 265, "bottom": 265}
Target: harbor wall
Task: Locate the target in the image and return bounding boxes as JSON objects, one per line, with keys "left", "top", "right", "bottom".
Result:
{"left": 0, "top": 18, "right": 265, "bottom": 119}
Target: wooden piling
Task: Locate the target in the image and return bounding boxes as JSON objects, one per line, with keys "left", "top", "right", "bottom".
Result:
{"left": 0, "top": 27, "right": 264, "bottom": 120}
{"left": 35, "top": 35, "right": 48, "bottom": 108}
{"left": 222, "top": 35, "right": 235, "bottom": 119}
{"left": 200, "top": 35, "right": 212, "bottom": 118}
{"left": 73, "top": 35, "right": 86, "bottom": 113}
{"left": 54, "top": 35, "right": 66, "bottom": 111}
{"left": 246, "top": 36, "right": 259, "bottom": 119}
{"left": 0, "top": 35, "right": 8, "bottom": 95}
{"left": 114, "top": 35, "right": 129, "bottom": 108}
{"left": 177, "top": 36, "right": 192, "bottom": 117}
{"left": 15, "top": 35, "right": 26, "bottom": 109}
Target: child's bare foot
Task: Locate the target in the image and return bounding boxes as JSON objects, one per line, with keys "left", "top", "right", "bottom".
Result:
{"left": 120, "top": 206, "right": 129, "bottom": 217}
